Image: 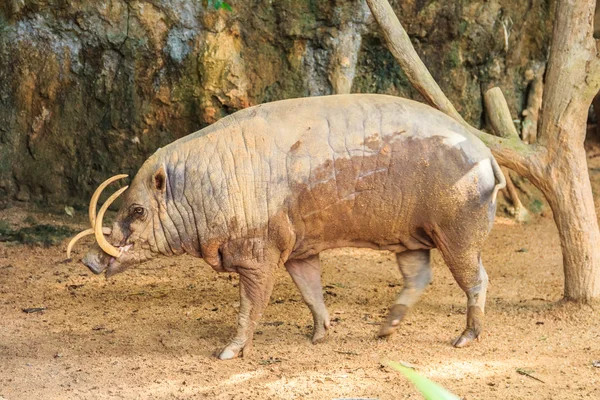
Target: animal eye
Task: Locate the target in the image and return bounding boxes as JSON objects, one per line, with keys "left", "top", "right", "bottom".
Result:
{"left": 133, "top": 207, "right": 145, "bottom": 216}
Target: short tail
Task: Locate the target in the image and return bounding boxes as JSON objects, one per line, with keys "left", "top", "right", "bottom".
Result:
{"left": 490, "top": 157, "right": 506, "bottom": 204}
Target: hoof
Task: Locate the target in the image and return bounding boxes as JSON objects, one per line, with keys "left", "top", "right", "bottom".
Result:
{"left": 452, "top": 328, "right": 479, "bottom": 348}
{"left": 311, "top": 330, "right": 327, "bottom": 344}
{"left": 218, "top": 342, "right": 249, "bottom": 360}
{"left": 312, "top": 335, "right": 327, "bottom": 344}
{"left": 218, "top": 348, "right": 239, "bottom": 360}
{"left": 378, "top": 304, "right": 408, "bottom": 337}
{"left": 311, "top": 314, "right": 330, "bottom": 344}
{"left": 453, "top": 306, "right": 484, "bottom": 348}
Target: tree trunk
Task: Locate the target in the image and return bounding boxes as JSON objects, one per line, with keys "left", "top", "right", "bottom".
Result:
{"left": 533, "top": 0, "right": 600, "bottom": 302}
{"left": 536, "top": 115, "right": 600, "bottom": 301}
{"left": 544, "top": 159, "right": 600, "bottom": 300}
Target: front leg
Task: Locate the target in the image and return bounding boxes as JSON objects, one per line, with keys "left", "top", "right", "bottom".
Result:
{"left": 218, "top": 261, "right": 276, "bottom": 360}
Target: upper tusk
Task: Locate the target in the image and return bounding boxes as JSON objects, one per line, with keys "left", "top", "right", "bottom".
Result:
{"left": 94, "top": 186, "right": 129, "bottom": 258}
{"left": 88, "top": 174, "right": 128, "bottom": 228}
{"left": 67, "top": 173, "right": 126, "bottom": 259}
{"left": 66, "top": 227, "right": 111, "bottom": 259}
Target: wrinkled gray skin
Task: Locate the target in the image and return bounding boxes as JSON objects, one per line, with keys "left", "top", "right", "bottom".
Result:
{"left": 83, "top": 94, "right": 501, "bottom": 360}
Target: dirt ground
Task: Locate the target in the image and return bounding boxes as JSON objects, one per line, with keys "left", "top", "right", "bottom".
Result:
{"left": 2, "top": 150, "right": 600, "bottom": 399}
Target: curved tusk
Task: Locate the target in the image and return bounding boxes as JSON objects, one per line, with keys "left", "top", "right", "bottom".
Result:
{"left": 89, "top": 174, "right": 128, "bottom": 228}
{"left": 94, "top": 186, "right": 129, "bottom": 258}
{"left": 66, "top": 227, "right": 111, "bottom": 259}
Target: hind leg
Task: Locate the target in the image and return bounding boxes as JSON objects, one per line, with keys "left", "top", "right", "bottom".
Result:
{"left": 442, "top": 250, "right": 489, "bottom": 348}
{"left": 285, "top": 255, "right": 330, "bottom": 343}
{"left": 379, "top": 250, "right": 432, "bottom": 337}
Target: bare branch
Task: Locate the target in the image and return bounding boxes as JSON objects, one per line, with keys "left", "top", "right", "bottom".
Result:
{"left": 481, "top": 87, "right": 528, "bottom": 219}
{"left": 484, "top": 87, "right": 520, "bottom": 139}
{"left": 365, "top": 0, "right": 536, "bottom": 176}
{"left": 502, "top": 167, "right": 530, "bottom": 222}
{"left": 364, "top": 0, "right": 465, "bottom": 124}
{"left": 522, "top": 76, "right": 544, "bottom": 144}
{"left": 466, "top": 127, "right": 539, "bottom": 179}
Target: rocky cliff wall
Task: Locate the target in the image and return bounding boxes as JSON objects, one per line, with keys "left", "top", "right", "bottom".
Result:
{"left": 0, "top": 0, "right": 553, "bottom": 206}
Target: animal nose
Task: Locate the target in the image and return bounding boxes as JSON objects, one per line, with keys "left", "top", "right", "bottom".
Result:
{"left": 82, "top": 252, "right": 106, "bottom": 274}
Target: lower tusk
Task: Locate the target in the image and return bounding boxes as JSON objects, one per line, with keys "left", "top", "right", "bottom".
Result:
{"left": 67, "top": 227, "right": 111, "bottom": 259}
{"left": 94, "top": 186, "right": 129, "bottom": 258}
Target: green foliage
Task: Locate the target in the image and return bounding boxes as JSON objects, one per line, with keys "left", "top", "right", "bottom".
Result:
{"left": 385, "top": 360, "right": 460, "bottom": 400}
{"left": 206, "top": 0, "right": 233, "bottom": 11}
{"left": 0, "top": 220, "right": 75, "bottom": 247}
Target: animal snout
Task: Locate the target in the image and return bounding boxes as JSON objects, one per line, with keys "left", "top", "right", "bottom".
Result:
{"left": 82, "top": 252, "right": 107, "bottom": 275}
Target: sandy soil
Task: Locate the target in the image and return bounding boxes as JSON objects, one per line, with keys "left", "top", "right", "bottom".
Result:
{"left": 2, "top": 151, "right": 600, "bottom": 399}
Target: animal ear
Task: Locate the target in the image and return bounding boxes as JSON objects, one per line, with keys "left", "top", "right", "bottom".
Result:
{"left": 152, "top": 166, "right": 167, "bottom": 192}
